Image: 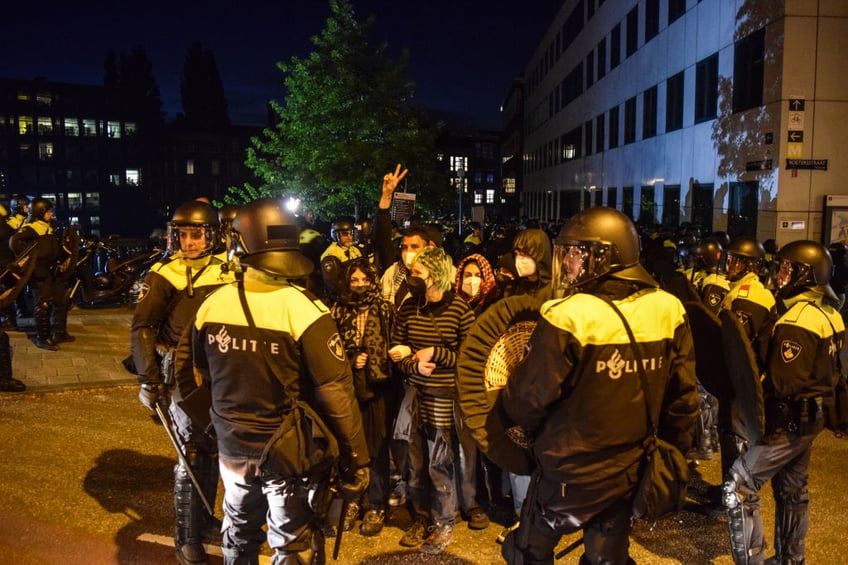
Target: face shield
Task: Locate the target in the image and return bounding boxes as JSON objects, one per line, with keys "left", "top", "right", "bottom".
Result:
{"left": 551, "top": 240, "right": 612, "bottom": 298}
{"left": 166, "top": 223, "right": 216, "bottom": 259}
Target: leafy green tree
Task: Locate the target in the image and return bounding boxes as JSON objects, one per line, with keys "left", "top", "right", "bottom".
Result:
{"left": 240, "top": 0, "right": 445, "bottom": 219}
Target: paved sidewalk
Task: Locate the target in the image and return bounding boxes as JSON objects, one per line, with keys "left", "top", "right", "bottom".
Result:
{"left": 8, "top": 306, "right": 137, "bottom": 393}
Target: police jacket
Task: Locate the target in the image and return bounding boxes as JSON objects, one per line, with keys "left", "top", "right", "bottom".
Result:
{"left": 130, "top": 253, "right": 232, "bottom": 384}
{"left": 183, "top": 269, "right": 369, "bottom": 468}
{"left": 722, "top": 271, "right": 776, "bottom": 364}
{"left": 766, "top": 289, "right": 845, "bottom": 401}
{"left": 504, "top": 279, "right": 699, "bottom": 488}
{"left": 321, "top": 241, "right": 362, "bottom": 263}
{"left": 10, "top": 220, "right": 58, "bottom": 280}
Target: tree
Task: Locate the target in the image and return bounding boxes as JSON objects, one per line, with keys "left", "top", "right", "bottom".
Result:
{"left": 179, "top": 40, "right": 230, "bottom": 129}
{"left": 240, "top": 0, "right": 445, "bottom": 219}
{"left": 117, "top": 45, "right": 165, "bottom": 126}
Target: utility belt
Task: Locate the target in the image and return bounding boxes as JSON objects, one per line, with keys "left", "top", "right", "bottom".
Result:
{"left": 765, "top": 395, "right": 824, "bottom": 436}
{"left": 156, "top": 344, "right": 176, "bottom": 386}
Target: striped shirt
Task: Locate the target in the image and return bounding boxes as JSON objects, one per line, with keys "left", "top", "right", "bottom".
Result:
{"left": 393, "top": 291, "right": 474, "bottom": 427}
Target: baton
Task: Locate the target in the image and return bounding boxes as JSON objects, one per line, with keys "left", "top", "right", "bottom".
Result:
{"left": 154, "top": 402, "right": 216, "bottom": 517}
{"left": 555, "top": 536, "right": 584, "bottom": 560}
{"left": 333, "top": 496, "right": 348, "bottom": 560}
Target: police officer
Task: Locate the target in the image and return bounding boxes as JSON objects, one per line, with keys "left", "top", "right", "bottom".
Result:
{"left": 9, "top": 197, "right": 62, "bottom": 350}
{"left": 176, "top": 198, "right": 369, "bottom": 564}
{"left": 501, "top": 207, "right": 699, "bottom": 565}
{"left": 7, "top": 196, "right": 30, "bottom": 230}
{"left": 723, "top": 240, "right": 844, "bottom": 565}
{"left": 321, "top": 217, "right": 362, "bottom": 263}
{"left": 685, "top": 238, "right": 730, "bottom": 313}
{"left": 131, "top": 200, "right": 233, "bottom": 565}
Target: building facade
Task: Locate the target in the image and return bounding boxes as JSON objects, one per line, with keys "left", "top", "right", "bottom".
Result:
{"left": 521, "top": 0, "right": 848, "bottom": 245}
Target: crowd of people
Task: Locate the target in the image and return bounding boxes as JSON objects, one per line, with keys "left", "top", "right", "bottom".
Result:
{"left": 2, "top": 166, "right": 844, "bottom": 565}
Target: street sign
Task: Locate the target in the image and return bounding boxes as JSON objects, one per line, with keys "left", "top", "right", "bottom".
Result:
{"left": 787, "top": 143, "right": 803, "bottom": 158}
{"left": 789, "top": 97, "right": 805, "bottom": 111}
{"left": 787, "top": 130, "right": 804, "bottom": 143}
{"left": 785, "top": 159, "right": 827, "bottom": 171}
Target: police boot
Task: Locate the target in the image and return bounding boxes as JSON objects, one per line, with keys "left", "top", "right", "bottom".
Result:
{"left": 34, "top": 304, "right": 58, "bottom": 351}
{"left": 0, "top": 334, "right": 25, "bottom": 392}
{"left": 773, "top": 496, "right": 809, "bottom": 565}
{"left": 51, "top": 299, "right": 75, "bottom": 343}
{"left": 174, "top": 462, "right": 209, "bottom": 564}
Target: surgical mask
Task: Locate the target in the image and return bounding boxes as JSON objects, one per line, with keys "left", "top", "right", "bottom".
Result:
{"left": 407, "top": 276, "right": 428, "bottom": 298}
{"left": 514, "top": 255, "right": 537, "bottom": 278}
{"left": 402, "top": 251, "right": 418, "bottom": 269}
{"left": 461, "top": 275, "right": 482, "bottom": 297}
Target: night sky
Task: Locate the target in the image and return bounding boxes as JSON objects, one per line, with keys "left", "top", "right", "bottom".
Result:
{"left": 2, "top": 0, "right": 563, "bottom": 129}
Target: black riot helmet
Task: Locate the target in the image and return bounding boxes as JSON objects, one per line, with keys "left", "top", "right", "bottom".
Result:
{"left": 693, "top": 238, "right": 723, "bottom": 272}
{"left": 10, "top": 195, "right": 30, "bottom": 215}
{"left": 552, "top": 207, "right": 656, "bottom": 297}
{"left": 721, "top": 236, "right": 765, "bottom": 282}
{"left": 166, "top": 200, "right": 219, "bottom": 257}
{"left": 27, "top": 197, "right": 53, "bottom": 223}
{"left": 218, "top": 204, "right": 239, "bottom": 229}
{"left": 331, "top": 216, "right": 356, "bottom": 244}
{"left": 230, "top": 198, "right": 314, "bottom": 278}
{"left": 774, "top": 240, "right": 839, "bottom": 304}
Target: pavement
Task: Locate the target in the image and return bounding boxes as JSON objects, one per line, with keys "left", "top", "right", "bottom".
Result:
{"left": 8, "top": 305, "right": 137, "bottom": 392}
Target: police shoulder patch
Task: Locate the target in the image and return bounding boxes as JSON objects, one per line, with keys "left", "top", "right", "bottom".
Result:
{"left": 327, "top": 333, "right": 346, "bottom": 361}
{"left": 780, "top": 340, "right": 802, "bottom": 363}
{"left": 136, "top": 281, "right": 151, "bottom": 303}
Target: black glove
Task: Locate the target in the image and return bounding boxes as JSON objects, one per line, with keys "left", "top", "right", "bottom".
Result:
{"left": 138, "top": 382, "right": 165, "bottom": 412}
{"left": 339, "top": 467, "right": 370, "bottom": 501}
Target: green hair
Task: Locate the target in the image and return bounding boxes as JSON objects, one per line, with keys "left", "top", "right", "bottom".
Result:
{"left": 412, "top": 246, "right": 453, "bottom": 292}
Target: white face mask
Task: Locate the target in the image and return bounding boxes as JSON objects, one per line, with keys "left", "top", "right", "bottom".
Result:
{"left": 461, "top": 275, "right": 482, "bottom": 297}
{"left": 402, "top": 251, "right": 418, "bottom": 269}
{"left": 514, "top": 255, "right": 537, "bottom": 278}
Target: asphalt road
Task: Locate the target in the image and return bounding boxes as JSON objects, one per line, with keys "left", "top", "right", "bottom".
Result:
{"left": 1, "top": 385, "right": 848, "bottom": 564}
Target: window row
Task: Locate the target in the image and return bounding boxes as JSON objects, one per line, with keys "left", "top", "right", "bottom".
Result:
{"left": 11, "top": 116, "right": 136, "bottom": 138}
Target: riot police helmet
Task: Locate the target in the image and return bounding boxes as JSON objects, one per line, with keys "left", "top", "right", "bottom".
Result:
{"left": 331, "top": 216, "right": 356, "bottom": 244}
{"left": 693, "top": 238, "right": 723, "bottom": 271}
{"left": 722, "top": 236, "right": 765, "bottom": 282}
{"left": 552, "top": 207, "right": 656, "bottom": 296}
{"left": 27, "top": 197, "right": 54, "bottom": 223}
{"left": 218, "top": 204, "right": 239, "bottom": 228}
{"left": 10, "top": 195, "right": 30, "bottom": 215}
{"left": 774, "top": 240, "right": 839, "bottom": 304}
{"left": 230, "top": 198, "right": 314, "bottom": 278}
{"left": 166, "top": 200, "right": 219, "bottom": 257}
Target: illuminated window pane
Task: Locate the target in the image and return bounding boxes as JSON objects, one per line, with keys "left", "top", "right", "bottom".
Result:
{"left": 68, "top": 216, "right": 79, "bottom": 226}
{"left": 450, "top": 155, "right": 468, "bottom": 172}
{"left": 64, "top": 118, "right": 79, "bottom": 136}
{"left": 473, "top": 192, "right": 483, "bottom": 204}
{"left": 17, "top": 91, "right": 30, "bottom": 102}
{"left": 106, "top": 121, "right": 121, "bottom": 139}
{"left": 125, "top": 122, "right": 137, "bottom": 136}
{"left": 91, "top": 215, "right": 100, "bottom": 226}
{"left": 82, "top": 119, "right": 96, "bottom": 136}
{"left": 68, "top": 192, "right": 83, "bottom": 210}
{"left": 85, "top": 192, "right": 100, "bottom": 208}
{"left": 126, "top": 169, "right": 140, "bottom": 186}
{"left": 36, "top": 92, "right": 52, "bottom": 106}
{"left": 18, "top": 116, "right": 33, "bottom": 135}
{"left": 486, "top": 189, "right": 495, "bottom": 204}
{"left": 38, "top": 142, "right": 54, "bottom": 160}
{"left": 186, "top": 160, "right": 195, "bottom": 175}
{"left": 109, "top": 173, "right": 121, "bottom": 186}
{"left": 37, "top": 117, "right": 53, "bottom": 135}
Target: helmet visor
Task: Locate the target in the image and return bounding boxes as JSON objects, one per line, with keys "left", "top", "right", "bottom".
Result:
{"left": 166, "top": 223, "right": 216, "bottom": 258}
{"left": 552, "top": 241, "right": 610, "bottom": 298}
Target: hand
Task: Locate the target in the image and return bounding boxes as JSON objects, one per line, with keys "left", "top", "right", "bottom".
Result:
{"left": 138, "top": 382, "right": 165, "bottom": 412}
{"left": 379, "top": 164, "right": 408, "bottom": 207}
{"left": 354, "top": 352, "right": 368, "bottom": 369}
{"left": 339, "top": 466, "right": 370, "bottom": 500}
{"left": 388, "top": 344, "right": 411, "bottom": 362}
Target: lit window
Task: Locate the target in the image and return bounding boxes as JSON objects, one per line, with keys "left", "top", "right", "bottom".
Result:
{"left": 486, "top": 189, "right": 495, "bottom": 204}
{"left": 109, "top": 173, "right": 121, "bottom": 186}
{"left": 503, "top": 178, "right": 516, "bottom": 194}
{"left": 106, "top": 121, "right": 121, "bottom": 139}
{"left": 436, "top": 152, "right": 444, "bottom": 162}
{"left": 17, "top": 91, "right": 30, "bottom": 102}
{"left": 85, "top": 192, "right": 100, "bottom": 208}
{"left": 68, "top": 216, "right": 79, "bottom": 226}
{"left": 36, "top": 92, "right": 52, "bottom": 106}
{"left": 91, "top": 215, "right": 100, "bottom": 226}
{"left": 473, "top": 192, "right": 483, "bottom": 204}
{"left": 37, "top": 117, "right": 53, "bottom": 135}
{"left": 486, "top": 173, "right": 494, "bottom": 184}
{"left": 186, "top": 160, "right": 195, "bottom": 175}
{"left": 125, "top": 122, "right": 137, "bottom": 136}
{"left": 38, "top": 143, "right": 54, "bottom": 160}
{"left": 126, "top": 169, "right": 140, "bottom": 186}
{"left": 450, "top": 155, "right": 468, "bottom": 172}
{"left": 82, "top": 119, "right": 96, "bottom": 136}
{"left": 64, "top": 118, "right": 79, "bottom": 136}
{"left": 19, "top": 143, "right": 32, "bottom": 154}
{"left": 18, "top": 116, "right": 33, "bottom": 135}
{"left": 68, "top": 193, "right": 83, "bottom": 210}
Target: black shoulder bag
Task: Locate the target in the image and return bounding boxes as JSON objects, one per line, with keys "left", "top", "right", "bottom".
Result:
{"left": 600, "top": 295, "right": 690, "bottom": 520}
{"left": 237, "top": 281, "right": 340, "bottom": 478}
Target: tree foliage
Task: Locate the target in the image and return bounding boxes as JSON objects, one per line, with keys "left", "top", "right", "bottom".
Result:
{"left": 241, "top": 0, "right": 445, "bottom": 219}
{"left": 180, "top": 41, "right": 230, "bottom": 129}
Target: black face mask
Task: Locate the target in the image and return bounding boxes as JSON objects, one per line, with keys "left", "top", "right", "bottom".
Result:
{"left": 407, "top": 276, "right": 427, "bottom": 298}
